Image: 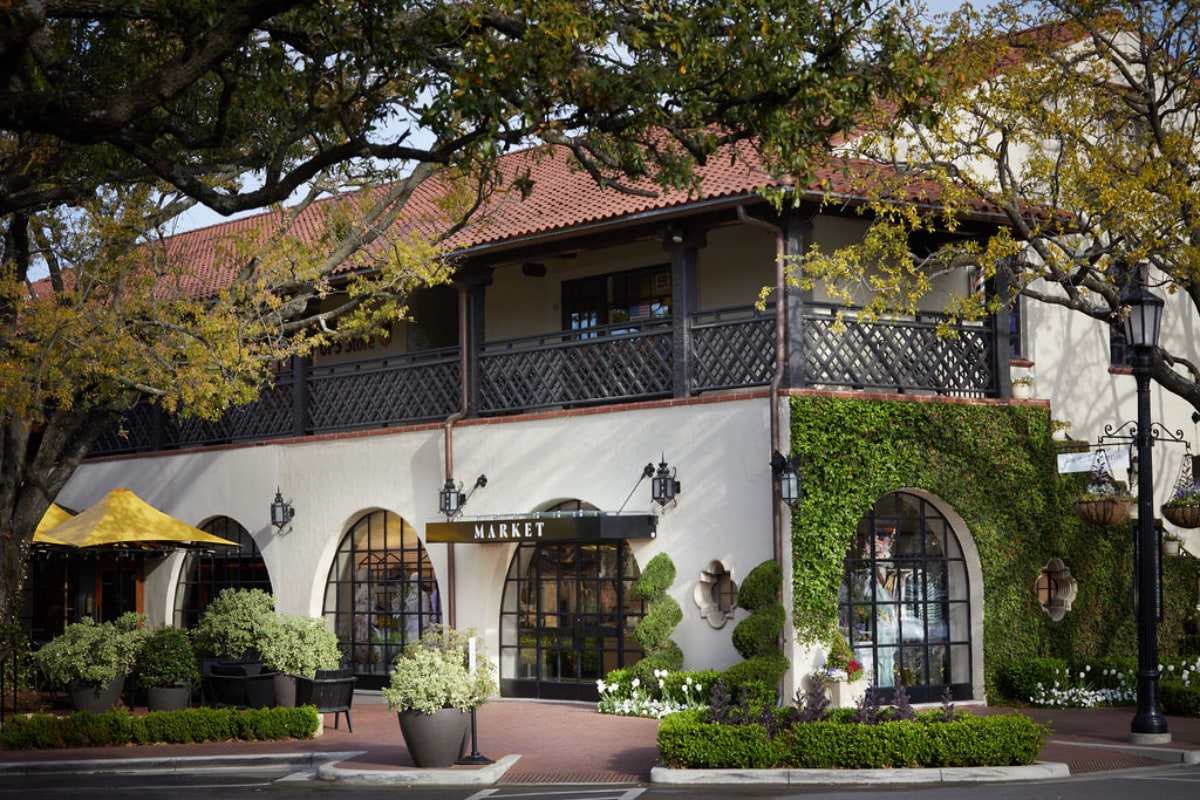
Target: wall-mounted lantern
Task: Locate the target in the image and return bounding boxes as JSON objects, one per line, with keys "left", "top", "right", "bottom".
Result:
{"left": 651, "top": 457, "right": 680, "bottom": 507}
{"left": 771, "top": 450, "right": 802, "bottom": 506}
{"left": 270, "top": 487, "right": 295, "bottom": 532}
{"left": 439, "top": 474, "right": 488, "bottom": 518}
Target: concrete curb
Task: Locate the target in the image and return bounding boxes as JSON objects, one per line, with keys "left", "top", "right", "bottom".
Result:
{"left": 0, "top": 751, "right": 363, "bottom": 777}
{"left": 649, "top": 761, "right": 1072, "bottom": 786}
{"left": 1053, "top": 741, "right": 1200, "bottom": 765}
{"left": 318, "top": 753, "right": 520, "bottom": 785}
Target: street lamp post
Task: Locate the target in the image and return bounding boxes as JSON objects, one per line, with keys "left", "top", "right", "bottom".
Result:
{"left": 1123, "top": 284, "right": 1170, "bottom": 744}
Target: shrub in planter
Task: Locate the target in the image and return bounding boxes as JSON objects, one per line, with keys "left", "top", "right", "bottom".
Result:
{"left": 137, "top": 627, "right": 201, "bottom": 692}
{"left": 260, "top": 614, "right": 341, "bottom": 678}
{"left": 382, "top": 625, "right": 496, "bottom": 714}
{"left": 630, "top": 553, "right": 683, "bottom": 683}
{"left": 36, "top": 613, "right": 149, "bottom": 688}
{"left": 192, "top": 587, "right": 275, "bottom": 659}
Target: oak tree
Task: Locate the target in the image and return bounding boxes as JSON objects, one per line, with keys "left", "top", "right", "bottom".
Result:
{"left": 0, "top": 2, "right": 928, "bottom": 626}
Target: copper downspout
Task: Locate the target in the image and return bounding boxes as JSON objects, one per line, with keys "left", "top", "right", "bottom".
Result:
{"left": 737, "top": 205, "right": 786, "bottom": 567}
{"left": 441, "top": 282, "right": 470, "bottom": 628}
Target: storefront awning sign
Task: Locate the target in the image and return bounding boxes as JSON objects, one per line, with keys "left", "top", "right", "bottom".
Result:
{"left": 426, "top": 512, "right": 657, "bottom": 543}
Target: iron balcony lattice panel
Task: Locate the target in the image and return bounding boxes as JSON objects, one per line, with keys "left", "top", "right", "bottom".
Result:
{"left": 307, "top": 348, "right": 461, "bottom": 431}
{"left": 802, "top": 304, "right": 996, "bottom": 397}
{"left": 479, "top": 323, "right": 673, "bottom": 414}
{"left": 86, "top": 304, "right": 999, "bottom": 457}
{"left": 691, "top": 305, "right": 776, "bottom": 392}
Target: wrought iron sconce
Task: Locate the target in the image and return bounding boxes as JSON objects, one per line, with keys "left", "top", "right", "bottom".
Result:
{"left": 771, "top": 450, "right": 802, "bottom": 506}
{"left": 270, "top": 487, "right": 295, "bottom": 532}
{"left": 439, "top": 474, "right": 487, "bottom": 518}
{"left": 651, "top": 457, "right": 680, "bottom": 507}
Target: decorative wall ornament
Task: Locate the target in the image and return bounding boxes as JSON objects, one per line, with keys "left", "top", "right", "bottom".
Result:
{"left": 1034, "top": 557, "right": 1078, "bottom": 622}
{"left": 693, "top": 560, "right": 738, "bottom": 629}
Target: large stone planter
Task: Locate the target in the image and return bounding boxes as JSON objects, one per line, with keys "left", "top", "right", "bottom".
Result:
{"left": 829, "top": 678, "right": 868, "bottom": 708}
{"left": 397, "top": 708, "right": 470, "bottom": 767}
{"left": 147, "top": 684, "right": 190, "bottom": 711}
{"left": 68, "top": 675, "right": 125, "bottom": 713}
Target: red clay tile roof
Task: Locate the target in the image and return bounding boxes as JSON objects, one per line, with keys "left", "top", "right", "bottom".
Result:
{"left": 76, "top": 139, "right": 1000, "bottom": 301}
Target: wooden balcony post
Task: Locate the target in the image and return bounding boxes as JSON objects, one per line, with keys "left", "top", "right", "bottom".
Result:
{"left": 663, "top": 225, "right": 705, "bottom": 398}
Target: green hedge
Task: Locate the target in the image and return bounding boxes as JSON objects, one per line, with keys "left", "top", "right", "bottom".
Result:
{"left": 0, "top": 706, "right": 320, "bottom": 749}
{"left": 1161, "top": 680, "right": 1200, "bottom": 717}
{"left": 657, "top": 708, "right": 1048, "bottom": 769}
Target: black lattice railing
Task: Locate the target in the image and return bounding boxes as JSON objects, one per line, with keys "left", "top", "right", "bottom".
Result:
{"left": 691, "top": 305, "right": 776, "bottom": 392}
{"left": 802, "top": 303, "right": 996, "bottom": 397}
{"left": 479, "top": 322, "right": 672, "bottom": 414}
{"left": 307, "top": 348, "right": 461, "bottom": 430}
{"left": 87, "top": 303, "right": 999, "bottom": 457}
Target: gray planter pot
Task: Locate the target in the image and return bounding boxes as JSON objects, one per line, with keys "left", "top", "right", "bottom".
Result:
{"left": 147, "top": 684, "right": 190, "bottom": 712}
{"left": 67, "top": 675, "right": 125, "bottom": 713}
{"left": 396, "top": 708, "right": 470, "bottom": 767}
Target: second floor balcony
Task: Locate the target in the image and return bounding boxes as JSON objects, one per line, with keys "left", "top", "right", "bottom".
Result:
{"left": 91, "top": 301, "right": 1006, "bottom": 458}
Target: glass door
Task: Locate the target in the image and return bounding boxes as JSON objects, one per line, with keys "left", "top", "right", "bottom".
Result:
{"left": 500, "top": 540, "right": 644, "bottom": 700}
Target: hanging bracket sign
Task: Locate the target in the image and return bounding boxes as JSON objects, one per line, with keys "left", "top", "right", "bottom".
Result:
{"left": 1057, "top": 448, "right": 1129, "bottom": 474}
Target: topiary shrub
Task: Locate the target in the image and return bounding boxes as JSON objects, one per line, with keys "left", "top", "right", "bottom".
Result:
{"left": 631, "top": 553, "right": 684, "bottom": 683}
{"left": 723, "top": 559, "right": 787, "bottom": 701}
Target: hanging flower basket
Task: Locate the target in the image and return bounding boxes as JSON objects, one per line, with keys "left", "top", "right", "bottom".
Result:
{"left": 1163, "top": 502, "right": 1200, "bottom": 529}
{"left": 1073, "top": 452, "right": 1132, "bottom": 526}
{"left": 1073, "top": 497, "right": 1132, "bottom": 526}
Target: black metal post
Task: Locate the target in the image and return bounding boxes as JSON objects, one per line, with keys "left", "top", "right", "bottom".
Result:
{"left": 1130, "top": 345, "right": 1170, "bottom": 742}
{"left": 456, "top": 707, "right": 493, "bottom": 765}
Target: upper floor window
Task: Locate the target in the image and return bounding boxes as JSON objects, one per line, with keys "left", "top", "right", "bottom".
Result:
{"left": 562, "top": 265, "right": 672, "bottom": 337}
{"left": 1009, "top": 295, "right": 1025, "bottom": 360}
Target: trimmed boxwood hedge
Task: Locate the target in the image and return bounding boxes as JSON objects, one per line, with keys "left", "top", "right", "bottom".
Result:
{"left": 0, "top": 705, "right": 320, "bottom": 749}
{"left": 656, "top": 708, "right": 1048, "bottom": 769}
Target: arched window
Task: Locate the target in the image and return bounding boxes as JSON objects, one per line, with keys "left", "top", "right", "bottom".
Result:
{"left": 839, "top": 492, "right": 973, "bottom": 702}
{"left": 173, "top": 517, "right": 271, "bottom": 628}
{"left": 323, "top": 510, "right": 437, "bottom": 689}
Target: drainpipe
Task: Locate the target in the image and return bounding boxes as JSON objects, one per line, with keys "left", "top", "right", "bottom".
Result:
{"left": 442, "top": 282, "right": 470, "bottom": 628}
{"left": 737, "top": 206, "right": 786, "bottom": 567}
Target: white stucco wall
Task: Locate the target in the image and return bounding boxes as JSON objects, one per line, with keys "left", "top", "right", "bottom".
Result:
{"left": 58, "top": 395, "right": 779, "bottom": 679}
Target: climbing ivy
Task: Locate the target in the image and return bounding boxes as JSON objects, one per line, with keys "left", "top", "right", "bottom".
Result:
{"left": 786, "top": 396, "right": 1199, "bottom": 699}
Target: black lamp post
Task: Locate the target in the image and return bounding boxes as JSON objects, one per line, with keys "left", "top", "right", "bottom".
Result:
{"left": 1122, "top": 283, "right": 1170, "bottom": 743}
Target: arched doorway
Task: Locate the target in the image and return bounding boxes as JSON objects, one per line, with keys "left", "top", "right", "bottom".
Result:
{"left": 839, "top": 491, "right": 973, "bottom": 702}
{"left": 323, "top": 510, "right": 438, "bottom": 689}
{"left": 499, "top": 503, "right": 645, "bottom": 701}
{"left": 173, "top": 518, "right": 271, "bottom": 628}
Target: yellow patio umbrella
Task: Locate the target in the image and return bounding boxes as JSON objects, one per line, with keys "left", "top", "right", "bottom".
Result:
{"left": 33, "top": 503, "right": 76, "bottom": 546}
{"left": 35, "top": 488, "right": 237, "bottom": 548}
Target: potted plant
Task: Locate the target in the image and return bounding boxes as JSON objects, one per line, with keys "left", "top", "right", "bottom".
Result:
{"left": 1073, "top": 475, "right": 1133, "bottom": 526}
{"left": 191, "top": 587, "right": 276, "bottom": 660}
{"left": 1011, "top": 375, "right": 1035, "bottom": 399}
{"left": 819, "top": 631, "right": 866, "bottom": 707}
{"left": 137, "top": 626, "right": 200, "bottom": 711}
{"left": 261, "top": 614, "right": 342, "bottom": 707}
{"left": 1162, "top": 484, "right": 1200, "bottom": 529}
{"left": 36, "top": 613, "right": 150, "bottom": 712}
{"left": 381, "top": 625, "right": 496, "bottom": 768}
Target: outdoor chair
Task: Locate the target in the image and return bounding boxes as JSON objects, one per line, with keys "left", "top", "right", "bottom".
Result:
{"left": 295, "top": 667, "right": 356, "bottom": 731}
{"left": 207, "top": 662, "right": 277, "bottom": 708}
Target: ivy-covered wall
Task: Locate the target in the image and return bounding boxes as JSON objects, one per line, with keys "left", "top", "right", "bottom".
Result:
{"left": 787, "top": 395, "right": 1199, "bottom": 699}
